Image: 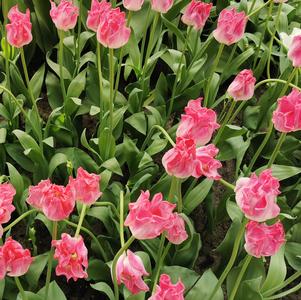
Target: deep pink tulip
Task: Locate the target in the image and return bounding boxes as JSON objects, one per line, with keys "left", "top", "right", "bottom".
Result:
{"left": 235, "top": 169, "right": 280, "bottom": 222}
{"left": 116, "top": 250, "right": 149, "bottom": 294}
{"left": 150, "top": 274, "right": 185, "bottom": 300}
{"left": 0, "top": 183, "right": 16, "bottom": 225}
{"left": 177, "top": 98, "right": 219, "bottom": 146}
{"left": 123, "top": 0, "right": 144, "bottom": 11}
{"left": 124, "top": 190, "right": 175, "bottom": 240}
{"left": 194, "top": 144, "right": 222, "bottom": 180}
{"left": 165, "top": 213, "right": 188, "bottom": 245}
{"left": 87, "top": 0, "right": 111, "bottom": 32}
{"left": 52, "top": 233, "right": 88, "bottom": 281}
{"left": 0, "top": 237, "right": 33, "bottom": 277}
{"left": 227, "top": 69, "right": 256, "bottom": 101}
{"left": 50, "top": 0, "right": 79, "bottom": 31}
{"left": 288, "top": 35, "right": 301, "bottom": 67}
{"left": 68, "top": 167, "right": 102, "bottom": 205}
{"left": 213, "top": 8, "right": 247, "bottom": 46}
{"left": 6, "top": 5, "right": 32, "bottom": 48}
{"left": 245, "top": 221, "right": 286, "bottom": 258}
{"left": 162, "top": 137, "right": 196, "bottom": 178}
{"left": 151, "top": 0, "right": 173, "bottom": 13}
{"left": 97, "top": 7, "right": 131, "bottom": 49}
{"left": 272, "top": 88, "right": 301, "bottom": 133}
{"left": 181, "top": 0, "right": 212, "bottom": 31}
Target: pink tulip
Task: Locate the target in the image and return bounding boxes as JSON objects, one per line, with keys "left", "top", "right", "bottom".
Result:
{"left": 116, "top": 250, "right": 149, "bottom": 294}
{"left": 68, "top": 167, "right": 102, "bottom": 205}
{"left": 50, "top": 0, "right": 79, "bottom": 31}
{"left": 235, "top": 169, "right": 280, "bottom": 222}
{"left": 272, "top": 88, "right": 301, "bottom": 133}
{"left": 123, "top": 0, "right": 144, "bottom": 11}
{"left": 165, "top": 213, "right": 188, "bottom": 245}
{"left": 150, "top": 274, "right": 185, "bottom": 300}
{"left": 87, "top": 0, "right": 111, "bottom": 32}
{"left": 227, "top": 69, "right": 256, "bottom": 101}
{"left": 151, "top": 0, "right": 173, "bottom": 13}
{"left": 0, "top": 183, "right": 16, "bottom": 224}
{"left": 194, "top": 144, "right": 222, "bottom": 180}
{"left": 124, "top": 190, "right": 175, "bottom": 240}
{"left": 213, "top": 8, "right": 247, "bottom": 46}
{"left": 245, "top": 221, "right": 286, "bottom": 258}
{"left": 27, "top": 180, "right": 75, "bottom": 221}
{"left": 181, "top": 0, "right": 212, "bottom": 31}
{"left": 6, "top": 5, "right": 32, "bottom": 48}
{"left": 0, "top": 237, "right": 33, "bottom": 277}
{"left": 162, "top": 137, "right": 196, "bottom": 178}
{"left": 288, "top": 35, "right": 301, "bottom": 67}
{"left": 97, "top": 7, "right": 131, "bottom": 49}
{"left": 177, "top": 98, "right": 219, "bottom": 146}
{"left": 0, "top": 252, "right": 6, "bottom": 280}
{"left": 52, "top": 233, "right": 88, "bottom": 281}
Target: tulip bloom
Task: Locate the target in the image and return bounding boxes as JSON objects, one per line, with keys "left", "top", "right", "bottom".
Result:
{"left": 52, "top": 233, "right": 88, "bottom": 281}
{"left": 150, "top": 274, "right": 185, "bottom": 300}
{"left": 68, "top": 167, "right": 102, "bottom": 205}
{"left": 87, "top": 0, "right": 111, "bottom": 32}
{"left": 123, "top": 0, "right": 144, "bottom": 11}
{"left": 151, "top": 0, "right": 173, "bottom": 13}
{"left": 124, "top": 191, "right": 175, "bottom": 240}
{"left": 6, "top": 5, "right": 32, "bottom": 48}
{"left": 97, "top": 7, "right": 131, "bottom": 49}
{"left": 227, "top": 69, "right": 256, "bottom": 101}
{"left": 288, "top": 35, "right": 301, "bottom": 67}
{"left": 165, "top": 213, "right": 188, "bottom": 245}
{"left": 177, "top": 98, "right": 219, "bottom": 146}
{"left": 272, "top": 89, "right": 301, "bottom": 133}
{"left": 116, "top": 250, "right": 149, "bottom": 294}
{"left": 235, "top": 169, "right": 280, "bottom": 222}
{"left": 245, "top": 221, "right": 286, "bottom": 258}
{"left": 0, "top": 237, "right": 33, "bottom": 278}
{"left": 181, "top": 0, "right": 212, "bottom": 31}
{"left": 50, "top": 0, "right": 79, "bottom": 31}
{"left": 213, "top": 8, "right": 247, "bottom": 46}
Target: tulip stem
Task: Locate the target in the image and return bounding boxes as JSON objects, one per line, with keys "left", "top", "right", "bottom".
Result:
{"left": 208, "top": 218, "right": 248, "bottom": 300}
{"left": 267, "top": 2, "right": 282, "bottom": 79}
{"left": 119, "top": 191, "right": 125, "bottom": 247}
{"left": 15, "top": 277, "right": 27, "bottom": 300}
{"left": 3, "top": 209, "right": 36, "bottom": 233}
{"left": 228, "top": 255, "right": 252, "bottom": 300}
{"left": 58, "top": 30, "right": 67, "bottom": 105}
{"left": 267, "top": 132, "right": 286, "bottom": 168}
{"left": 219, "top": 178, "right": 235, "bottom": 190}
{"left": 228, "top": 101, "right": 246, "bottom": 124}
{"left": 254, "top": 78, "right": 301, "bottom": 92}
{"left": 75, "top": 0, "right": 82, "bottom": 74}
{"left": 75, "top": 204, "right": 88, "bottom": 238}
{"left": 204, "top": 43, "right": 224, "bottom": 107}
{"left": 114, "top": 11, "right": 132, "bottom": 102}
{"left": 247, "top": 0, "right": 272, "bottom": 18}
{"left": 279, "top": 68, "right": 298, "bottom": 96}
{"left": 166, "top": 26, "right": 192, "bottom": 125}
{"left": 112, "top": 236, "right": 136, "bottom": 300}
{"left": 44, "top": 221, "right": 58, "bottom": 300}
{"left": 96, "top": 42, "right": 104, "bottom": 122}
{"left": 214, "top": 99, "right": 236, "bottom": 144}
{"left": 140, "top": 6, "right": 151, "bottom": 70}
{"left": 265, "top": 281, "right": 301, "bottom": 299}
{"left": 63, "top": 219, "right": 108, "bottom": 261}
{"left": 141, "top": 124, "right": 175, "bottom": 151}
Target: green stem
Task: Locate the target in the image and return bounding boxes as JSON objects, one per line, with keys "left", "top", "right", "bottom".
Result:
{"left": 247, "top": 0, "right": 272, "bottom": 18}
{"left": 3, "top": 209, "right": 36, "bottom": 233}
{"left": 63, "top": 219, "right": 108, "bottom": 261}
{"left": 248, "top": 0, "right": 257, "bottom": 14}
{"left": 15, "top": 277, "right": 27, "bottom": 300}
{"left": 75, "top": 204, "right": 88, "bottom": 237}
{"left": 75, "top": 0, "right": 82, "bottom": 74}
{"left": 228, "top": 255, "right": 252, "bottom": 300}
{"left": 166, "top": 27, "right": 192, "bottom": 124}
{"left": 141, "top": 125, "right": 175, "bottom": 151}
{"left": 219, "top": 178, "right": 235, "bottom": 190}
{"left": 254, "top": 78, "right": 301, "bottom": 92}
{"left": 267, "top": 2, "right": 282, "bottom": 79}
{"left": 263, "top": 271, "right": 301, "bottom": 296}
{"left": 93, "top": 201, "right": 119, "bottom": 218}
{"left": 214, "top": 99, "right": 236, "bottom": 144}
{"left": 112, "top": 236, "right": 136, "bottom": 300}
{"left": 119, "top": 191, "right": 125, "bottom": 247}
{"left": 265, "top": 281, "right": 301, "bottom": 300}
{"left": 58, "top": 30, "right": 67, "bottom": 104}
{"left": 279, "top": 68, "right": 298, "bottom": 96}
{"left": 96, "top": 42, "right": 104, "bottom": 118}
{"left": 44, "top": 221, "right": 58, "bottom": 300}
{"left": 177, "top": 179, "right": 183, "bottom": 213}
{"left": 228, "top": 101, "right": 247, "bottom": 124}
{"left": 208, "top": 219, "right": 248, "bottom": 300}
{"left": 168, "top": 176, "right": 179, "bottom": 203}
{"left": 204, "top": 43, "right": 224, "bottom": 107}
{"left": 220, "top": 44, "right": 237, "bottom": 83}
{"left": 140, "top": 6, "right": 151, "bottom": 70}
{"left": 267, "top": 132, "right": 286, "bottom": 168}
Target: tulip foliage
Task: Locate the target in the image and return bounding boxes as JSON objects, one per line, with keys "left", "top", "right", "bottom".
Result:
{"left": 0, "top": 0, "right": 301, "bottom": 299}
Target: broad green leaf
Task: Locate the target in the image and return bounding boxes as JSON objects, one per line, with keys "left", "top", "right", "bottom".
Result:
{"left": 48, "top": 153, "right": 68, "bottom": 177}
{"left": 91, "top": 282, "right": 114, "bottom": 300}
{"left": 29, "top": 64, "right": 45, "bottom": 99}
{"left": 38, "top": 281, "right": 67, "bottom": 300}
{"left": 125, "top": 112, "right": 147, "bottom": 135}
{"left": 255, "top": 164, "right": 301, "bottom": 181}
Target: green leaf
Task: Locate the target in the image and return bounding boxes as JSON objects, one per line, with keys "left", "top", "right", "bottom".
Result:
{"left": 226, "top": 199, "right": 243, "bottom": 222}
{"left": 48, "top": 153, "right": 68, "bottom": 177}
{"left": 67, "top": 70, "right": 86, "bottom": 98}
{"left": 46, "top": 51, "right": 72, "bottom": 80}
{"left": 255, "top": 164, "right": 301, "bottom": 181}
{"left": 17, "top": 292, "right": 43, "bottom": 300}
{"left": 101, "top": 157, "right": 123, "bottom": 176}
{"left": 91, "top": 282, "right": 114, "bottom": 300}
{"left": 29, "top": 64, "right": 45, "bottom": 99}
{"left": 125, "top": 112, "right": 147, "bottom": 135}
{"left": 6, "top": 162, "right": 24, "bottom": 206}
{"left": 285, "top": 242, "right": 301, "bottom": 271}
{"left": 0, "top": 128, "right": 7, "bottom": 144}
{"left": 38, "top": 281, "right": 66, "bottom": 300}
